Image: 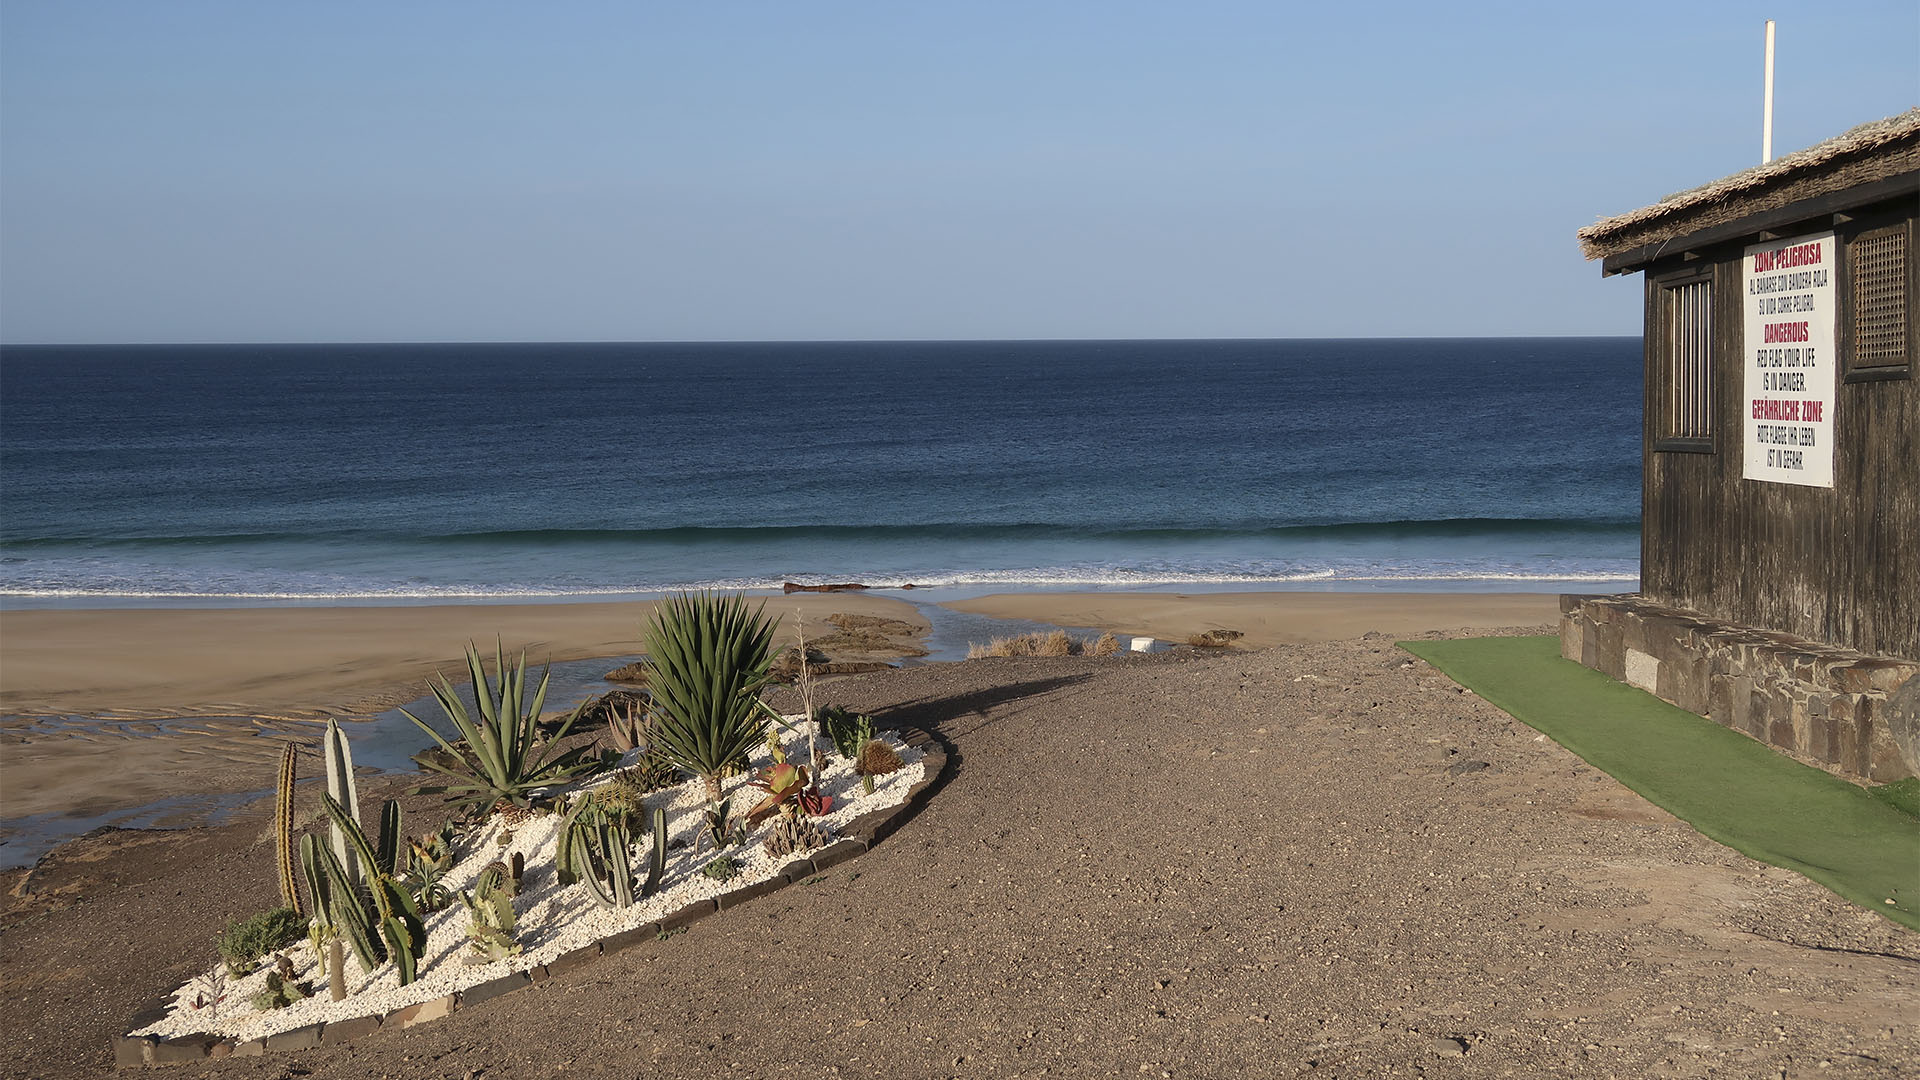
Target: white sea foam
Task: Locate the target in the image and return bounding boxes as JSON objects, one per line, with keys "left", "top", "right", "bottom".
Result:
{"left": 0, "top": 566, "right": 1639, "bottom": 602}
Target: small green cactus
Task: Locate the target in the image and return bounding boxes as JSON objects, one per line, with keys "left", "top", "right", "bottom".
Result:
{"left": 820, "top": 706, "right": 876, "bottom": 761}
{"left": 250, "top": 956, "right": 311, "bottom": 1011}
{"left": 461, "top": 860, "right": 521, "bottom": 963}
{"left": 703, "top": 797, "right": 745, "bottom": 851}
{"left": 589, "top": 772, "right": 651, "bottom": 831}
{"left": 700, "top": 856, "right": 740, "bottom": 882}
{"left": 557, "top": 797, "right": 639, "bottom": 909}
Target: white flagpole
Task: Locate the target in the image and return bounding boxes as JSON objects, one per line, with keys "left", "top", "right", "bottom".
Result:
{"left": 1762, "top": 20, "right": 1777, "bottom": 163}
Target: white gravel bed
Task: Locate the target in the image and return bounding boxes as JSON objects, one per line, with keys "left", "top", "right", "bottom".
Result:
{"left": 135, "top": 721, "right": 923, "bottom": 1043}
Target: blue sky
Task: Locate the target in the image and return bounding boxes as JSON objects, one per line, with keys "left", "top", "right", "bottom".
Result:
{"left": 2, "top": 2, "right": 1914, "bottom": 343}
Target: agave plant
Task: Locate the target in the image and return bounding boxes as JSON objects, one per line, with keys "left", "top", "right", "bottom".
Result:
{"left": 643, "top": 592, "right": 779, "bottom": 802}
{"left": 404, "top": 642, "right": 600, "bottom": 817}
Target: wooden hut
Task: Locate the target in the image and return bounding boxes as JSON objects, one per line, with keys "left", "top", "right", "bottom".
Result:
{"left": 1567, "top": 108, "right": 1918, "bottom": 781}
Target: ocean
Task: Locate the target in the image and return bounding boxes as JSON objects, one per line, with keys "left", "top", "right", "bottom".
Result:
{"left": 0, "top": 338, "right": 1641, "bottom": 604}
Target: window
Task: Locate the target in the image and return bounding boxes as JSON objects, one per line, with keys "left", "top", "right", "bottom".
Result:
{"left": 1847, "top": 222, "right": 1911, "bottom": 377}
{"left": 1657, "top": 274, "right": 1714, "bottom": 450}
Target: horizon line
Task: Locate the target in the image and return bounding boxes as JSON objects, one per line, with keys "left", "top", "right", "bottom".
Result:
{"left": 0, "top": 333, "right": 1643, "bottom": 348}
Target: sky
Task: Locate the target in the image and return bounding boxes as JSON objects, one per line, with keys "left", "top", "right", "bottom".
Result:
{"left": 1, "top": 1, "right": 1915, "bottom": 344}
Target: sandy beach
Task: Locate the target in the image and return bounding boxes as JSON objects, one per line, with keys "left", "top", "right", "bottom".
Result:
{"left": 943, "top": 590, "right": 1564, "bottom": 648}
{"left": 0, "top": 591, "right": 1569, "bottom": 838}
{"left": 5, "top": 621, "right": 1915, "bottom": 1078}
{"left": 0, "top": 594, "right": 926, "bottom": 828}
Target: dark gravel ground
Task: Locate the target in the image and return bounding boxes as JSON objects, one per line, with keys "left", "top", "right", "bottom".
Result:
{"left": 5, "top": 630, "right": 1917, "bottom": 1079}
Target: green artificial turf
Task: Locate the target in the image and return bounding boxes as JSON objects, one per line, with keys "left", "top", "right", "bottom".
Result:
{"left": 1400, "top": 635, "right": 1920, "bottom": 930}
{"left": 1871, "top": 777, "right": 1920, "bottom": 821}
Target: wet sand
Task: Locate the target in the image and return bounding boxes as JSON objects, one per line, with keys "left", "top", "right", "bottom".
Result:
{"left": 0, "top": 595, "right": 926, "bottom": 826}
{"left": 941, "top": 590, "right": 1568, "bottom": 648}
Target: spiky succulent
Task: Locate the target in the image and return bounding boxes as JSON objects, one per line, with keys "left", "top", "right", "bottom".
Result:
{"left": 642, "top": 593, "right": 778, "bottom": 803}
{"left": 762, "top": 815, "right": 831, "bottom": 859}
{"left": 404, "top": 642, "right": 600, "bottom": 817}
{"left": 857, "top": 738, "right": 904, "bottom": 778}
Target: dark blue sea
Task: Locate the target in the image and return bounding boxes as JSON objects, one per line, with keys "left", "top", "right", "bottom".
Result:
{"left": 0, "top": 339, "right": 1641, "bottom": 604}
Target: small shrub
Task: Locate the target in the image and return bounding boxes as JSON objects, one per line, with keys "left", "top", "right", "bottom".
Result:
{"left": 217, "top": 908, "right": 307, "bottom": 978}
{"left": 1089, "top": 632, "right": 1120, "bottom": 657}
{"left": 967, "top": 631, "right": 1085, "bottom": 658}
{"left": 700, "top": 856, "right": 741, "bottom": 882}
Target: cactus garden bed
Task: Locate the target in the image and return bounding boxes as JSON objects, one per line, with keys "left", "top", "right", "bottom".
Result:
{"left": 124, "top": 715, "right": 935, "bottom": 1055}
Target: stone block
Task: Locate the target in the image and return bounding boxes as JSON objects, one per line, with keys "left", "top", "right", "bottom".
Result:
{"left": 113, "top": 1036, "right": 154, "bottom": 1069}
{"left": 1784, "top": 645, "right": 1823, "bottom": 684}
{"left": 809, "top": 838, "right": 868, "bottom": 873}
{"left": 1559, "top": 614, "right": 1583, "bottom": 663}
{"left": 1658, "top": 648, "right": 1710, "bottom": 715}
{"left": 1707, "top": 675, "right": 1736, "bottom": 728}
{"left": 319, "top": 1013, "right": 380, "bottom": 1046}
{"left": 1889, "top": 674, "right": 1920, "bottom": 777}
{"left": 900, "top": 729, "right": 933, "bottom": 748}
{"left": 207, "top": 1041, "right": 234, "bottom": 1059}
{"left": 231, "top": 1039, "right": 266, "bottom": 1057}
{"left": 1834, "top": 658, "right": 1920, "bottom": 695}
{"left": 1869, "top": 738, "right": 1914, "bottom": 781}
{"left": 1787, "top": 692, "right": 1813, "bottom": 756}
{"left": 264, "top": 1023, "right": 325, "bottom": 1051}
{"left": 1808, "top": 694, "right": 1841, "bottom": 764}
{"left": 1836, "top": 697, "right": 1869, "bottom": 776}
{"left": 658, "top": 899, "right": 716, "bottom": 932}
{"left": 150, "top": 1033, "right": 222, "bottom": 1064}
{"left": 1624, "top": 648, "right": 1660, "bottom": 693}
{"left": 1592, "top": 621, "right": 1625, "bottom": 680}
{"left": 543, "top": 941, "right": 603, "bottom": 977}
{"left": 391, "top": 994, "right": 456, "bottom": 1029}
{"left": 717, "top": 872, "right": 790, "bottom": 910}
{"left": 1745, "top": 685, "right": 1776, "bottom": 741}
{"left": 1619, "top": 611, "right": 1649, "bottom": 655}
{"left": 459, "top": 970, "right": 530, "bottom": 1009}
{"left": 841, "top": 807, "right": 898, "bottom": 844}
{"left": 1767, "top": 713, "right": 1798, "bottom": 751}
{"left": 601, "top": 922, "right": 661, "bottom": 955}
{"left": 1860, "top": 696, "right": 1915, "bottom": 781}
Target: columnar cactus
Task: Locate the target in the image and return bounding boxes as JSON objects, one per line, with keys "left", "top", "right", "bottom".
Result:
{"left": 274, "top": 743, "right": 304, "bottom": 916}
{"left": 643, "top": 806, "right": 667, "bottom": 899}
{"left": 321, "top": 719, "right": 363, "bottom": 883}
{"left": 302, "top": 794, "right": 428, "bottom": 986}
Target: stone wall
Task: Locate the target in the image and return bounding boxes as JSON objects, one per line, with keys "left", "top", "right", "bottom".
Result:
{"left": 1560, "top": 594, "right": 1916, "bottom": 781}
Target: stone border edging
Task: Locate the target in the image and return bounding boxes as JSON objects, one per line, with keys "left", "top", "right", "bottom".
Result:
{"left": 113, "top": 726, "right": 948, "bottom": 1069}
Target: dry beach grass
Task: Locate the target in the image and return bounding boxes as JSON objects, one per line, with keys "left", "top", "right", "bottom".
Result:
{"left": 2, "top": 614, "right": 1915, "bottom": 1077}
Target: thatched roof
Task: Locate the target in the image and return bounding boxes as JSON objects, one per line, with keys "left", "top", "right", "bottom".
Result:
{"left": 1578, "top": 108, "right": 1920, "bottom": 264}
